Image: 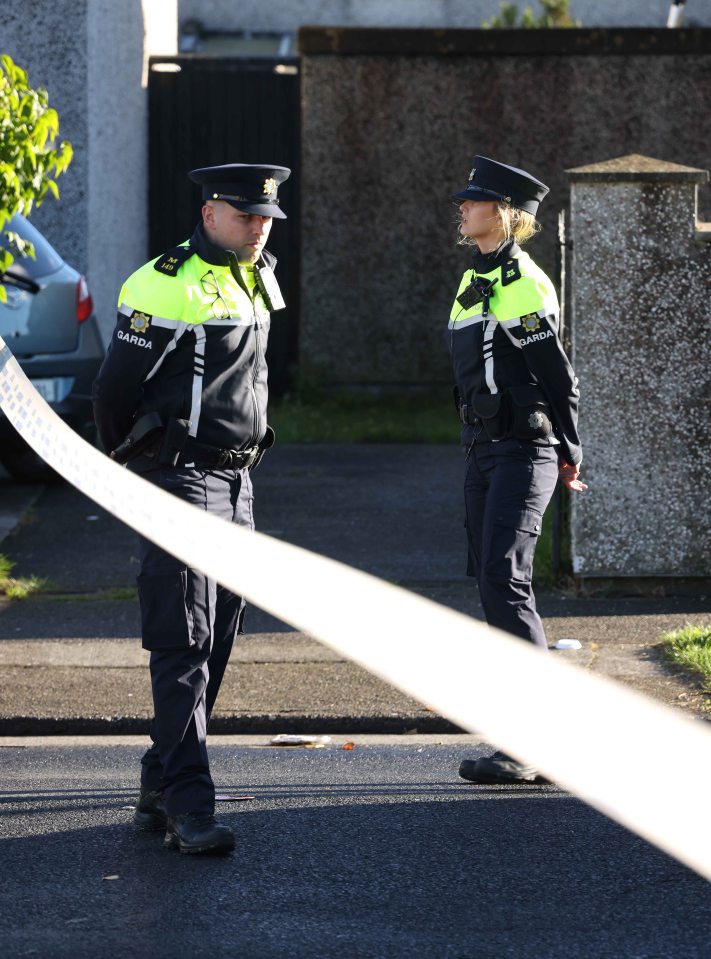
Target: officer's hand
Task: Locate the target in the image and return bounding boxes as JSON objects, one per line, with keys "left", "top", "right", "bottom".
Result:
{"left": 559, "top": 459, "right": 587, "bottom": 493}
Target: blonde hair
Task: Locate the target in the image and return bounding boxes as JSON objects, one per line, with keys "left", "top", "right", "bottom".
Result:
{"left": 457, "top": 202, "right": 541, "bottom": 249}
{"left": 497, "top": 202, "right": 540, "bottom": 245}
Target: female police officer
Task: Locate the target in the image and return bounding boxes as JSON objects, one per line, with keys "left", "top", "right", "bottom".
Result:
{"left": 448, "top": 156, "right": 586, "bottom": 784}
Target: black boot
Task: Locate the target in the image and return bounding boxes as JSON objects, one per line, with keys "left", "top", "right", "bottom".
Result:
{"left": 164, "top": 813, "right": 235, "bottom": 855}
{"left": 459, "top": 750, "right": 548, "bottom": 784}
{"left": 133, "top": 788, "right": 167, "bottom": 831}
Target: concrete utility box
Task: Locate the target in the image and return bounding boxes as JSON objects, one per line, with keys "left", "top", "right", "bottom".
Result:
{"left": 567, "top": 154, "right": 711, "bottom": 588}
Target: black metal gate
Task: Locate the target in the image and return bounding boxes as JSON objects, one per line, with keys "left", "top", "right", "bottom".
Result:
{"left": 148, "top": 55, "right": 300, "bottom": 395}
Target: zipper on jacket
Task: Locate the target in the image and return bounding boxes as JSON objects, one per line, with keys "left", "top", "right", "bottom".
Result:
{"left": 250, "top": 305, "right": 262, "bottom": 445}
{"left": 230, "top": 252, "right": 263, "bottom": 448}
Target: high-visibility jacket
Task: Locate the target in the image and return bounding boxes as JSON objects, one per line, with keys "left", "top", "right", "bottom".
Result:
{"left": 93, "top": 223, "right": 279, "bottom": 456}
{"left": 449, "top": 239, "right": 581, "bottom": 466}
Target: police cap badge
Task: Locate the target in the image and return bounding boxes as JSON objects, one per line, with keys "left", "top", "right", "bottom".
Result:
{"left": 189, "top": 163, "right": 291, "bottom": 220}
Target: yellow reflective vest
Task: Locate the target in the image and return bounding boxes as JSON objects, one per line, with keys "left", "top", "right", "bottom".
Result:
{"left": 93, "top": 223, "right": 279, "bottom": 455}
{"left": 449, "top": 240, "right": 581, "bottom": 465}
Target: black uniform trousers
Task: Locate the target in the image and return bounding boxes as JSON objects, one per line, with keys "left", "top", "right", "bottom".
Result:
{"left": 133, "top": 464, "right": 254, "bottom": 816}
{"left": 464, "top": 438, "right": 559, "bottom": 649}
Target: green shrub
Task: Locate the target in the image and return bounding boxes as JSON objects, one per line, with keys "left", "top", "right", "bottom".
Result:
{"left": 483, "top": 0, "right": 581, "bottom": 28}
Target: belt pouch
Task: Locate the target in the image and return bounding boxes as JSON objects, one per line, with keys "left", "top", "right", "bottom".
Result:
{"left": 471, "top": 393, "right": 510, "bottom": 441}
{"left": 110, "top": 411, "right": 164, "bottom": 463}
{"left": 508, "top": 384, "right": 553, "bottom": 440}
{"left": 250, "top": 425, "right": 276, "bottom": 472}
{"left": 157, "top": 418, "right": 191, "bottom": 466}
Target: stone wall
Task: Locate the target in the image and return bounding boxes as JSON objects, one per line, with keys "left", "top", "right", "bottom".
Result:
{"left": 178, "top": 0, "right": 710, "bottom": 30}
{"left": 299, "top": 28, "right": 711, "bottom": 385}
{"left": 2, "top": 0, "right": 177, "bottom": 342}
{"left": 568, "top": 155, "right": 711, "bottom": 583}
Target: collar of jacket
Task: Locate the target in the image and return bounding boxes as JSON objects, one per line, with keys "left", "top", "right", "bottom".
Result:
{"left": 189, "top": 222, "right": 276, "bottom": 270}
{"left": 470, "top": 239, "right": 521, "bottom": 275}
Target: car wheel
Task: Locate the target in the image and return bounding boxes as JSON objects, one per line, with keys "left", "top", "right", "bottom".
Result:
{"left": 0, "top": 445, "right": 61, "bottom": 484}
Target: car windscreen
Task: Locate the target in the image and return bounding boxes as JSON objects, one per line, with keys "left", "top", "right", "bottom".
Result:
{"left": 3, "top": 214, "right": 64, "bottom": 278}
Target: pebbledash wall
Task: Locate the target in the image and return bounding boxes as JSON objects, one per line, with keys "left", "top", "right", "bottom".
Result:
{"left": 298, "top": 28, "right": 711, "bottom": 386}
{"left": 568, "top": 155, "right": 711, "bottom": 584}
{"left": 178, "top": 0, "right": 711, "bottom": 30}
{"left": 2, "top": 0, "right": 177, "bottom": 343}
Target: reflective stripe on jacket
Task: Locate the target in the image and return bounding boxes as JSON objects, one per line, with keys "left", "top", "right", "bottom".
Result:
{"left": 93, "top": 223, "right": 277, "bottom": 455}
{"left": 449, "top": 240, "right": 582, "bottom": 466}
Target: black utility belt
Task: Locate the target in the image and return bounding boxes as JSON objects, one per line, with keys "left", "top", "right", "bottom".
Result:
{"left": 112, "top": 413, "right": 274, "bottom": 471}
{"left": 455, "top": 385, "right": 554, "bottom": 442}
{"left": 179, "top": 440, "right": 260, "bottom": 470}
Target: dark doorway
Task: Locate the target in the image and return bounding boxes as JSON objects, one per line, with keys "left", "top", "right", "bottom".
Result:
{"left": 148, "top": 55, "right": 300, "bottom": 395}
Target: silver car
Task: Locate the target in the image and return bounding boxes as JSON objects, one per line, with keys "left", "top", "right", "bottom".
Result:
{"left": 0, "top": 214, "right": 104, "bottom": 481}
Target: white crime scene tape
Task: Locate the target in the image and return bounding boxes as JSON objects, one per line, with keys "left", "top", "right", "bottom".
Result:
{"left": 2, "top": 334, "right": 711, "bottom": 881}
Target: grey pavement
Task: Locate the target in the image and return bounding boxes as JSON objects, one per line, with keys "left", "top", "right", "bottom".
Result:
{"left": 1, "top": 446, "right": 710, "bottom": 733}
{"left": 1, "top": 735, "right": 710, "bottom": 959}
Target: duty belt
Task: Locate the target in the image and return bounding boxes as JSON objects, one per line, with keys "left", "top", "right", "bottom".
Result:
{"left": 179, "top": 440, "right": 260, "bottom": 470}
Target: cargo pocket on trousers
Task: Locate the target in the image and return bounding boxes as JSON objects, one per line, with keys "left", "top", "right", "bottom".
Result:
{"left": 137, "top": 570, "right": 195, "bottom": 650}
{"left": 490, "top": 508, "right": 543, "bottom": 584}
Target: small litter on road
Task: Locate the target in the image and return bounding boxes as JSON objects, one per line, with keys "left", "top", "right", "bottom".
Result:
{"left": 86, "top": 515, "right": 99, "bottom": 521}
{"left": 269, "top": 734, "right": 331, "bottom": 748}
{"left": 554, "top": 638, "right": 582, "bottom": 650}
{"left": 342, "top": 742, "right": 356, "bottom": 750}
{"left": 101, "top": 875, "right": 120, "bottom": 881}
{"left": 215, "top": 794, "right": 255, "bottom": 802}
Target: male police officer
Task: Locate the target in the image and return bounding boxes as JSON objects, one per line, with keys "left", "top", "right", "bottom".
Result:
{"left": 93, "top": 163, "right": 290, "bottom": 854}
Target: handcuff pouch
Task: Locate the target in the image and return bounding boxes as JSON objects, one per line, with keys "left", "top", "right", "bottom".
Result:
{"left": 471, "top": 393, "right": 510, "bottom": 441}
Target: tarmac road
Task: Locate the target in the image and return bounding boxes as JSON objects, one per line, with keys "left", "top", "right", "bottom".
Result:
{"left": 1, "top": 735, "right": 710, "bottom": 959}
{"left": 1, "top": 449, "right": 711, "bottom": 957}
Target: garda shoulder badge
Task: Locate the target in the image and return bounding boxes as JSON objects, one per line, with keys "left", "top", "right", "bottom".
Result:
{"left": 154, "top": 244, "right": 195, "bottom": 276}
{"left": 521, "top": 312, "right": 541, "bottom": 333}
{"left": 129, "top": 311, "right": 151, "bottom": 334}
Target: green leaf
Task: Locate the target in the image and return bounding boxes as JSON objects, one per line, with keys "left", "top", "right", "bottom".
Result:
{"left": 0, "top": 56, "right": 72, "bottom": 226}
{"left": 0, "top": 55, "right": 15, "bottom": 78}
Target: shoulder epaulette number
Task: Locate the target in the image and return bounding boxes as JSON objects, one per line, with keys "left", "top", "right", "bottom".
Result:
{"left": 153, "top": 245, "right": 195, "bottom": 276}
{"left": 501, "top": 258, "right": 522, "bottom": 286}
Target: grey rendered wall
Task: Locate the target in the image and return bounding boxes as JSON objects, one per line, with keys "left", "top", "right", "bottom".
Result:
{"left": 3, "top": 0, "right": 91, "bottom": 276}
{"left": 178, "top": 0, "right": 710, "bottom": 29}
{"left": 568, "top": 156, "right": 711, "bottom": 582}
{"left": 86, "top": 0, "right": 151, "bottom": 345}
{"left": 299, "top": 30, "right": 711, "bottom": 385}
{"left": 2, "top": 0, "right": 177, "bottom": 342}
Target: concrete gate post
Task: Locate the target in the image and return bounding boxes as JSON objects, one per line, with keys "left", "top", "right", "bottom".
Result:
{"left": 567, "top": 154, "right": 711, "bottom": 590}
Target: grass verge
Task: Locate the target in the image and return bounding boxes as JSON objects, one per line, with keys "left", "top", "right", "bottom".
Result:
{"left": 660, "top": 624, "right": 711, "bottom": 709}
{"left": 46, "top": 587, "right": 137, "bottom": 602}
{"left": 269, "top": 389, "right": 458, "bottom": 444}
{"left": 0, "top": 553, "right": 49, "bottom": 600}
